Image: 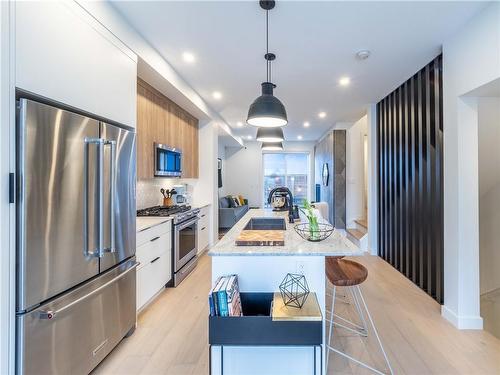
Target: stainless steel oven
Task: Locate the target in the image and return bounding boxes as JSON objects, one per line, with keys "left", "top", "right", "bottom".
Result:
{"left": 173, "top": 214, "right": 199, "bottom": 285}
{"left": 154, "top": 143, "right": 182, "bottom": 177}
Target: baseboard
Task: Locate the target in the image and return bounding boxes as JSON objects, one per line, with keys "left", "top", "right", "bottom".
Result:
{"left": 367, "top": 247, "right": 377, "bottom": 256}
{"left": 441, "top": 305, "right": 483, "bottom": 330}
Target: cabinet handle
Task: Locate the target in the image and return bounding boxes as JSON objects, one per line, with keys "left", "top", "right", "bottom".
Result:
{"left": 151, "top": 256, "right": 160, "bottom": 264}
{"left": 150, "top": 236, "right": 160, "bottom": 242}
{"left": 201, "top": 214, "right": 206, "bottom": 218}
{"left": 201, "top": 227, "right": 206, "bottom": 231}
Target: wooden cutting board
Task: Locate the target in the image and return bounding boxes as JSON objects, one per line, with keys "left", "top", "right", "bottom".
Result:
{"left": 235, "top": 230, "right": 285, "bottom": 246}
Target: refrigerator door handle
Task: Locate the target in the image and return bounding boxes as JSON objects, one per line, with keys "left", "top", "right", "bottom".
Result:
{"left": 38, "top": 261, "right": 139, "bottom": 320}
{"left": 97, "top": 139, "right": 105, "bottom": 257}
{"left": 84, "top": 138, "right": 103, "bottom": 258}
{"left": 103, "top": 139, "right": 116, "bottom": 254}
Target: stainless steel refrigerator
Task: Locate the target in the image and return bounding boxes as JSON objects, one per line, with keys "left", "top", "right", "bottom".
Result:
{"left": 16, "top": 98, "right": 137, "bottom": 374}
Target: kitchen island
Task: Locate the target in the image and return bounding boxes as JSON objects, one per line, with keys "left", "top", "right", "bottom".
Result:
{"left": 208, "top": 209, "right": 362, "bottom": 375}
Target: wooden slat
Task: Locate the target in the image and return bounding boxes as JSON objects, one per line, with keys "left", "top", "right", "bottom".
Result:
{"left": 376, "top": 55, "right": 443, "bottom": 303}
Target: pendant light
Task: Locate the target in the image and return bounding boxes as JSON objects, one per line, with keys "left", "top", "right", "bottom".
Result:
{"left": 247, "top": 0, "right": 287, "bottom": 128}
{"left": 261, "top": 141, "right": 284, "bottom": 151}
{"left": 256, "top": 127, "right": 284, "bottom": 142}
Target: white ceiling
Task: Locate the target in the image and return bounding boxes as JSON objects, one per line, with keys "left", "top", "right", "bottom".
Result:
{"left": 111, "top": 1, "right": 486, "bottom": 141}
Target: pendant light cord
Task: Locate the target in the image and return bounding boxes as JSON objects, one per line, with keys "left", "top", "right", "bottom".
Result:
{"left": 266, "top": 9, "right": 270, "bottom": 82}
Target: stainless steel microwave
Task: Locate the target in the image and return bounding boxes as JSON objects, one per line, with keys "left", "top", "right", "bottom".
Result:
{"left": 154, "top": 143, "right": 182, "bottom": 177}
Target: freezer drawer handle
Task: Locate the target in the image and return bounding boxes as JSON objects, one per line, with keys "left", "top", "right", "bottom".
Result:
{"left": 39, "top": 310, "right": 55, "bottom": 320}
{"left": 38, "top": 262, "right": 138, "bottom": 320}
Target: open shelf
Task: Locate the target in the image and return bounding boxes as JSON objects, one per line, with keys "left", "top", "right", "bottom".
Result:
{"left": 209, "top": 293, "right": 322, "bottom": 346}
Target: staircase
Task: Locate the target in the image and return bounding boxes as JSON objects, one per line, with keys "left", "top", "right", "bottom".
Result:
{"left": 346, "top": 219, "right": 368, "bottom": 250}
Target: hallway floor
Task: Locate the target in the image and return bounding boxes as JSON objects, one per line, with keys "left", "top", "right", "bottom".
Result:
{"left": 481, "top": 288, "right": 500, "bottom": 341}
{"left": 93, "top": 253, "right": 500, "bottom": 375}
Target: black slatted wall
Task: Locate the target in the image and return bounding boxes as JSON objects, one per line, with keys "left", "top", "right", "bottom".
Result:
{"left": 377, "top": 55, "right": 443, "bottom": 303}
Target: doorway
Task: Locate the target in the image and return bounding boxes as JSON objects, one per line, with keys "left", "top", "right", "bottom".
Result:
{"left": 477, "top": 80, "right": 500, "bottom": 339}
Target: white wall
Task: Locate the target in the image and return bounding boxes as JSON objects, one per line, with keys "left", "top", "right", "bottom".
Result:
{"left": 224, "top": 141, "right": 315, "bottom": 207}
{"left": 442, "top": 2, "right": 500, "bottom": 329}
{"left": 367, "top": 105, "right": 378, "bottom": 255}
{"left": 478, "top": 97, "right": 500, "bottom": 295}
{"left": 1, "top": 1, "right": 15, "bottom": 373}
{"left": 346, "top": 115, "right": 368, "bottom": 225}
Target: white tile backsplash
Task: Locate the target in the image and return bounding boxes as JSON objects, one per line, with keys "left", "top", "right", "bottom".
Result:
{"left": 137, "top": 179, "right": 194, "bottom": 209}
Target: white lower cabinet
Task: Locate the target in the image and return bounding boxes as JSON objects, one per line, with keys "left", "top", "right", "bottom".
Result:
{"left": 136, "top": 253, "right": 170, "bottom": 310}
{"left": 136, "top": 221, "right": 172, "bottom": 311}
{"left": 197, "top": 205, "right": 211, "bottom": 253}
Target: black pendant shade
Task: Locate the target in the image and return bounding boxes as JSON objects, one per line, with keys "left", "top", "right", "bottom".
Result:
{"left": 247, "top": 82, "right": 287, "bottom": 127}
{"left": 256, "top": 125, "right": 284, "bottom": 142}
{"left": 261, "top": 141, "right": 284, "bottom": 151}
{"left": 247, "top": 1, "right": 287, "bottom": 129}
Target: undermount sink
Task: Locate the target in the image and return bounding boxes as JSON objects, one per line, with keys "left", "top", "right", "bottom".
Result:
{"left": 243, "top": 217, "right": 286, "bottom": 231}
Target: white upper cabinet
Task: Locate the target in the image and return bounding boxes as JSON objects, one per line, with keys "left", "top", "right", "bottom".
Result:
{"left": 15, "top": 1, "right": 137, "bottom": 128}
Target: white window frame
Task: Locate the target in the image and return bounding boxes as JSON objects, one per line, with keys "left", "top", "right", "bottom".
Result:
{"left": 261, "top": 151, "right": 311, "bottom": 208}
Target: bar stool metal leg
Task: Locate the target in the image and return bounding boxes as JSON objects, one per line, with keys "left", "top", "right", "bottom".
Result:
{"left": 355, "top": 285, "right": 393, "bottom": 375}
{"left": 325, "top": 285, "right": 393, "bottom": 375}
{"left": 325, "top": 287, "right": 367, "bottom": 337}
{"left": 325, "top": 285, "right": 336, "bottom": 372}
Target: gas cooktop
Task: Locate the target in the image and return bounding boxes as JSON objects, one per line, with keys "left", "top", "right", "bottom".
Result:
{"left": 137, "top": 205, "right": 192, "bottom": 217}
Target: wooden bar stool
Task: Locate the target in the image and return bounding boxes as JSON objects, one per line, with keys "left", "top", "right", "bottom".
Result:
{"left": 325, "top": 257, "right": 393, "bottom": 375}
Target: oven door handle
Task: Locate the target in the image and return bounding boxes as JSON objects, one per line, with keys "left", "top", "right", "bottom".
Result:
{"left": 175, "top": 217, "right": 199, "bottom": 231}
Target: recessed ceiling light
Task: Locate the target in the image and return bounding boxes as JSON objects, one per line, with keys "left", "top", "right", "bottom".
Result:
{"left": 303, "top": 121, "right": 310, "bottom": 128}
{"left": 297, "top": 135, "right": 303, "bottom": 140}
{"left": 339, "top": 76, "right": 351, "bottom": 86}
{"left": 247, "top": 135, "right": 252, "bottom": 140}
{"left": 356, "top": 50, "right": 371, "bottom": 60}
{"left": 182, "top": 52, "right": 195, "bottom": 63}
{"left": 212, "top": 91, "right": 222, "bottom": 100}
{"left": 318, "top": 112, "right": 326, "bottom": 119}
{"left": 237, "top": 121, "right": 243, "bottom": 127}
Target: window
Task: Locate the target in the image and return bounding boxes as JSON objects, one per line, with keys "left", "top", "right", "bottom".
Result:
{"left": 263, "top": 153, "right": 309, "bottom": 207}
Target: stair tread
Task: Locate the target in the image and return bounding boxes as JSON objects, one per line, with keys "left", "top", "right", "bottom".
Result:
{"left": 354, "top": 219, "right": 368, "bottom": 229}
{"left": 346, "top": 228, "right": 366, "bottom": 240}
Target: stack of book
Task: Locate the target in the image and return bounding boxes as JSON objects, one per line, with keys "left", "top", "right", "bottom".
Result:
{"left": 209, "top": 274, "right": 242, "bottom": 317}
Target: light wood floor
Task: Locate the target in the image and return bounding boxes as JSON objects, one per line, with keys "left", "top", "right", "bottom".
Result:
{"left": 481, "top": 288, "right": 500, "bottom": 340}
{"left": 93, "top": 253, "right": 500, "bottom": 375}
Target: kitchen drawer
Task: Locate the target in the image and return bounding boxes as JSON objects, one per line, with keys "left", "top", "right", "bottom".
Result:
{"left": 137, "top": 221, "right": 171, "bottom": 247}
{"left": 17, "top": 259, "right": 137, "bottom": 375}
{"left": 136, "top": 231, "right": 171, "bottom": 268}
{"left": 198, "top": 224, "right": 210, "bottom": 252}
{"left": 136, "top": 252, "right": 171, "bottom": 311}
{"left": 198, "top": 206, "right": 210, "bottom": 227}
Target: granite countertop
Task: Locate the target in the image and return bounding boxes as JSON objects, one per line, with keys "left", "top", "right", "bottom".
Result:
{"left": 192, "top": 202, "right": 211, "bottom": 209}
{"left": 208, "top": 209, "right": 362, "bottom": 257}
{"left": 136, "top": 216, "right": 173, "bottom": 232}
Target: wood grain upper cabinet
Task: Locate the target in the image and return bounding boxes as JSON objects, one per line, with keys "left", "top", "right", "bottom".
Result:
{"left": 137, "top": 79, "right": 199, "bottom": 179}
